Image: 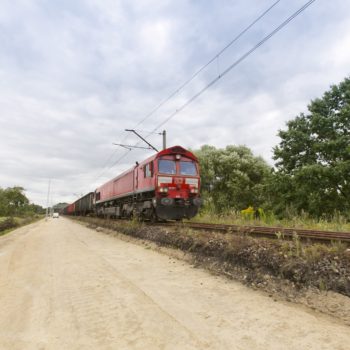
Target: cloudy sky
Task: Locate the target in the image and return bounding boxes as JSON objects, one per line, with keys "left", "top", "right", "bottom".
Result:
{"left": 0, "top": 0, "right": 349, "bottom": 206}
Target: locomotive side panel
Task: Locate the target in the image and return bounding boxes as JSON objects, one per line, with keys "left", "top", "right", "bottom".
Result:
{"left": 97, "top": 169, "right": 134, "bottom": 203}
{"left": 94, "top": 168, "right": 136, "bottom": 218}
{"left": 116, "top": 170, "right": 135, "bottom": 197}
{"left": 136, "top": 160, "right": 156, "bottom": 194}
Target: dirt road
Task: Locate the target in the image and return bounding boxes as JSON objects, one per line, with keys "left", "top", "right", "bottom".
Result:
{"left": 0, "top": 218, "right": 349, "bottom": 349}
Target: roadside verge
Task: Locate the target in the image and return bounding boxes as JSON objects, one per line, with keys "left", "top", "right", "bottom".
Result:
{"left": 72, "top": 216, "right": 350, "bottom": 325}
{"left": 0, "top": 216, "right": 43, "bottom": 236}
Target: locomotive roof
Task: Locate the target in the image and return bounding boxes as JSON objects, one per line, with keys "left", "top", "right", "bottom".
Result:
{"left": 156, "top": 145, "right": 198, "bottom": 161}
{"left": 95, "top": 145, "right": 198, "bottom": 192}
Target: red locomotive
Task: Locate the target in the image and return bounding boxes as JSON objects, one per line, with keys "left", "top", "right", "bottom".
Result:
{"left": 64, "top": 146, "right": 202, "bottom": 221}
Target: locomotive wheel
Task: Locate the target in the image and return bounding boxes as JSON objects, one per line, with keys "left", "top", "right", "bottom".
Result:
{"left": 150, "top": 210, "right": 158, "bottom": 223}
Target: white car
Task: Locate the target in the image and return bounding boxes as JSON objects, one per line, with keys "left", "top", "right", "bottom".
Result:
{"left": 53, "top": 213, "right": 59, "bottom": 218}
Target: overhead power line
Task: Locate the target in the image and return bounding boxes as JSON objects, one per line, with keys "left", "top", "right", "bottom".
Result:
{"left": 87, "top": 0, "right": 283, "bottom": 185}
{"left": 90, "top": 0, "right": 317, "bottom": 189}
{"left": 103, "top": 1, "right": 288, "bottom": 171}
{"left": 146, "top": 0, "right": 317, "bottom": 135}
{"left": 109, "top": 0, "right": 317, "bottom": 172}
{"left": 130, "top": 0, "right": 283, "bottom": 129}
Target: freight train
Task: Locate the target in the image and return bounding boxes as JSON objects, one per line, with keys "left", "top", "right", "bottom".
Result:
{"left": 63, "top": 146, "right": 202, "bottom": 221}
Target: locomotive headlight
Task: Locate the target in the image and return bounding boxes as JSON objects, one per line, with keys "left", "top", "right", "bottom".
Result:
{"left": 190, "top": 188, "right": 198, "bottom": 194}
{"left": 159, "top": 187, "right": 168, "bottom": 193}
{"left": 175, "top": 154, "right": 181, "bottom": 160}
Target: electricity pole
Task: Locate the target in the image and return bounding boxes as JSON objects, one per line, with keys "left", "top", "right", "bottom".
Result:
{"left": 45, "top": 179, "right": 51, "bottom": 221}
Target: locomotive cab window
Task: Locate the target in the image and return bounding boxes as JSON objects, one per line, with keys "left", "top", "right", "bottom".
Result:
{"left": 179, "top": 161, "right": 197, "bottom": 175}
{"left": 144, "top": 162, "right": 153, "bottom": 178}
{"left": 158, "top": 159, "right": 176, "bottom": 174}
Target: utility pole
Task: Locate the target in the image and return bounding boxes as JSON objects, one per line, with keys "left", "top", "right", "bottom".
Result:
{"left": 45, "top": 178, "right": 51, "bottom": 221}
{"left": 162, "top": 130, "right": 166, "bottom": 150}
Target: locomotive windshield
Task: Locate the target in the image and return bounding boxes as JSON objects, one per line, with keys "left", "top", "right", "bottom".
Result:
{"left": 158, "top": 160, "right": 176, "bottom": 174}
{"left": 179, "top": 161, "right": 197, "bottom": 175}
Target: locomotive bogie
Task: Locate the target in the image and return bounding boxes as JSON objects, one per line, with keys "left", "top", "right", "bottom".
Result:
{"left": 153, "top": 197, "right": 202, "bottom": 220}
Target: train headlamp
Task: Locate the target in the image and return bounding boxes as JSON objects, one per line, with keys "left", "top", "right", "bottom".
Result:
{"left": 175, "top": 154, "right": 181, "bottom": 160}
{"left": 190, "top": 188, "right": 198, "bottom": 194}
{"left": 159, "top": 187, "right": 169, "bottom": 193}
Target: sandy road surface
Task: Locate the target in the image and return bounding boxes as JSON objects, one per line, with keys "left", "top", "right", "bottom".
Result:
{"left": 0, "top": 219, "right": 349, "bottom": 350}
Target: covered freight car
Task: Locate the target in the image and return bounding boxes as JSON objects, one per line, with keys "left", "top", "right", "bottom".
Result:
{"left": 63, "top": 203, "right": 75, "bottom": 215}
{"left": 74, "top": 192, "right": 94, "bottom": 216}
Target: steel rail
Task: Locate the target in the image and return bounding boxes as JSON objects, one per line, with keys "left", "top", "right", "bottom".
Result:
{"left": 152, "top": 221, "right": 350, "bottom": 243}
{"left": 72, "top": 216, "right": 350, "bottom": 243}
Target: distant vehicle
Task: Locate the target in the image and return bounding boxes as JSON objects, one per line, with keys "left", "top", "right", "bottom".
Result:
{"left": 53, "top": 213, "right": 59, "bottom": 218}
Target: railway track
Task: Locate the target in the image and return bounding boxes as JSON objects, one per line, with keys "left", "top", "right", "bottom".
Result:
{"left": 153, "top": 221, "right": 350, "bottom": 243}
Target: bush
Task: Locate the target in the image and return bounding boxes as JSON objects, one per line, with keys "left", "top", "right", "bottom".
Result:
{"left": 0, "top": 217, "right": 18, "bottom": 232}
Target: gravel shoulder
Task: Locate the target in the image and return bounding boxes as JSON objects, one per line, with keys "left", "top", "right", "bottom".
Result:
{"left": 0, "top": 218, "right": 349, "bottom": 349}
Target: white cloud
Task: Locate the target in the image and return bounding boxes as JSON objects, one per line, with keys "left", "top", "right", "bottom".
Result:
{"left": 0, "top": 0, "right": 349, "bottom": 205}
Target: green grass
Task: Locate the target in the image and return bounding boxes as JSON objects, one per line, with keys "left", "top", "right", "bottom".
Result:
{"left": 189, "top": 210, "right": 350, "bottom": 232}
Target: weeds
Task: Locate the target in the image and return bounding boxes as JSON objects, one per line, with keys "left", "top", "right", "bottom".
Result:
{"left": 0, "top": 217, "right": 17, "bottom": 233}
{"left": 292, "top": 233, "right": 302, "bottom": 257}
{"left": 275, "top": 231, "right": 284, "bottom": 240}
{"left": 0, "top": 215, "right": 42, "bottom": 236}
{"left": 191, "top": 209, "right": 350, "bottom": 232}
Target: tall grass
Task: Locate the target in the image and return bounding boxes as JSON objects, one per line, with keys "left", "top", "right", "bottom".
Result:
{"left": 0, "top": 215, "right": 43, "bottom": 236}
{"left": 190, "top": 208, "right": 350, "bottom": 232}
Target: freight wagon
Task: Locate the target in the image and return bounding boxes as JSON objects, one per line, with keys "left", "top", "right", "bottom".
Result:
{"left": 74, "top": 192, "right": 94, "bottom": 216}
{"left": 63, "top": 203, "right": 75, "bottom": 215}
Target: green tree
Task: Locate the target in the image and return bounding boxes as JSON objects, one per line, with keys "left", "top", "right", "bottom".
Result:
{"left": 273, "top": 77, "right": 350, "bottom": 217}
{"left": 195, "top": 145, "right": 272, "bottom": 213}
{"left": 0, "top": 186, "right": 32, "bottom": 216}
{"left": 0, "top": 188, "right": 6, "bottom": 216}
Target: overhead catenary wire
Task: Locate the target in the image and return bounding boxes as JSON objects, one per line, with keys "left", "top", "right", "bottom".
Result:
{"left": 145, "top": 0, "right": 317, "bottom": 136}
{"left": 84, "top": 0, "right": 316, "bottom": 196}
{"left": 128, "top": 0, "right": 283, "bottom": 129}
{"left": 106, "top": 0, "right": 317, "bottom": 176}
{"left": 88, "top": 0, "right": 284, "bottom": 185}
{"left": 108, "top": 0, "right": 317, "bottom": 173}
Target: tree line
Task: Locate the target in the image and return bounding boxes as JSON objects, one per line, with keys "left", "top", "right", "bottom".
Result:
{"left": 195, "top": 77, "right": 350, "bottom": 219}
{"left": 1, "top": 77, "right": 348, "bottom": 220}
{"left": 0, "top": 186, "right": 43, "bottom": 217}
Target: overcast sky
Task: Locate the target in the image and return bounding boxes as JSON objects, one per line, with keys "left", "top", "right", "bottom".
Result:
{"left": 0, "top": 0, "right": 349, "bottom": 206}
